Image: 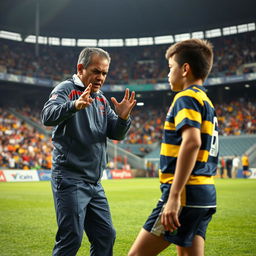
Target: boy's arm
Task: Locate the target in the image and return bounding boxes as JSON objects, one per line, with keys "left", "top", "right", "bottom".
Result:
{"left": 161, "top": 125, "right": 201, "bottom": 233}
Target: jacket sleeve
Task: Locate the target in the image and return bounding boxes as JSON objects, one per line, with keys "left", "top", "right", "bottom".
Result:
{"left": 106, "top": 100, "right": 131, "bottom": 140}
{"left": 41, "top": 84, "right": 77, "bottom": 126}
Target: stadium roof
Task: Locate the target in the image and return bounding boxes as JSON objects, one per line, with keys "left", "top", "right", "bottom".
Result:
{"left": 0, "top": 0, "right": 256, "bottom": 39}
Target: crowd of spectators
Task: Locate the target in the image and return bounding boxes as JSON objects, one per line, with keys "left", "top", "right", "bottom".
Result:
{"left": 123, "top": 106, "right": 165, "bottom": 144}
{"left": 1, "top": 98, "right": 256, "bottom": 169}
{"left": 1, "top": 31, "right": 256, "bottom": 169}
{"left": 0, "top": 109, "right": 52, "bottom": 170}
{"left": 215, "top": 99, "right": 256, "bottom": 135}
{"left": 123, "top": 98, "right": 256, "bottom": 145}
{"left": 210, "top": 32, "right": 256, "bottom": 77}
{"left": 17, "top": 106, "right": 52, "bottom": 133}
{"left": 111, "top": 98, "right": 256, "bottom": 145}
{"left": 0, "top": 32, "right": 255, "bottom": 84}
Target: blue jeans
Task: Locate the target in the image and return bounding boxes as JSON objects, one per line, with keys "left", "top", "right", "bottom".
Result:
{"left": 51, "top": 176, "right": 116, "bottom": 256}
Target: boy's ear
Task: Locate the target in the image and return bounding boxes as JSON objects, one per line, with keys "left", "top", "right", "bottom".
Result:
{"left": 182, "top": 63, "right": 190, "bottom": 77}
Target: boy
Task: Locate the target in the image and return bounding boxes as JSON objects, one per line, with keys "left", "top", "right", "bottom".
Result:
{"left": 128, "top": 39, "right": 219, "bottom": 256}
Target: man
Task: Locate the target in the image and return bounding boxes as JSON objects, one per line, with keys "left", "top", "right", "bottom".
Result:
{"left": 220, "top": 157, "right": 226, "bottom": 178}
{"left": 128, "top": 39, "right": 218, "bottom": 256}
{"left": 225, "top": 158, "right": 232, "bottom": 178}
{"left": 232, "top": 155, "right": 240, "bottom": 178}
{"left": 42, "top": 47, "right": 136, "bottom": 256}
{"left": 242, "top": 153, "right": 250, "bottom": 178}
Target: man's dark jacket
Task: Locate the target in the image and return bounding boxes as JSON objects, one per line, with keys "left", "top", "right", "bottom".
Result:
{"left": 41, "top": 76, "right": 131, "bottom": 183}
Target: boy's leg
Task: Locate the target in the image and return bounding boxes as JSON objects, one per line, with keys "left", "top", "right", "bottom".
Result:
{"left": 128, "top": 228, "right": 170, "bottom": 256}
{"left": 176, "top": 235, "right": 204, "bottom": 256}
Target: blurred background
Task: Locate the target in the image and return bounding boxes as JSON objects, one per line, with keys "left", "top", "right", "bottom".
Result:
{"left": 0, "top": 0, "right": 256, "bottom": 180}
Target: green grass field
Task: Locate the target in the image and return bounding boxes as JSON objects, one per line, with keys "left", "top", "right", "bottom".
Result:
{"left": 1, "top": 178, "right": 256, "bottom": 256}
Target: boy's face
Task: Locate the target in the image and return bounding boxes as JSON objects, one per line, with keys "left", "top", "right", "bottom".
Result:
{"left": 167, "top": 55, "right": 184, "bottom": 92}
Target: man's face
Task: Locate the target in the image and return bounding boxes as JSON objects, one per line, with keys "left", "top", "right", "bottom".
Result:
{"left": 168, "top": 55, "right": 184, "bottom": 92}
{"left": 78, "top": 55, "right": 109, "bottom": 93}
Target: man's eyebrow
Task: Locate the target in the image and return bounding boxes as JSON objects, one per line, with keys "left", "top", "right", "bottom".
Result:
{"left": 93, "top": 68, "right": 108, "bottom": 73}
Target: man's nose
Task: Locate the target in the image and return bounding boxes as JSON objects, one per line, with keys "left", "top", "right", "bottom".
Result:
{"left": 96, "top": 73, "right": 104, "bottom": 80}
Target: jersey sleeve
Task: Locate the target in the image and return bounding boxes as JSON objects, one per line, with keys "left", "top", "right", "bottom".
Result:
{"left": 173, "top": 95, "right": 203, "bottom": 132}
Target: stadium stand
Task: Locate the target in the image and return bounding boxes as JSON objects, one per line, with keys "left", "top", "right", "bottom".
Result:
{"left": 144, "top": 135, "right": 256, "bottom": 159}
{"left": 0, "top": 108, "right": 52, "bottom": 169}
{"left": 219, "top": 135, "right": 256, "bottom": 156}
{"left": 0, "top": 31, "right": 255, "bottom": 84}
{"left": 1, "top": 96, "right": 256, "bottom": 170}
{"left": 216, "top": 100, "right": 256, "bottom": 135}
{"left": 0, "top": 31, "right": 256, "bottom": 170}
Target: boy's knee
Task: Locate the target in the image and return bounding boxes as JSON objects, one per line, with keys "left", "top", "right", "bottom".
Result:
{"left": 127, "top": 249, "right": 140, "bottom": 256}
{"left": 127, "top": 251, "right": 134, "bottom": 256}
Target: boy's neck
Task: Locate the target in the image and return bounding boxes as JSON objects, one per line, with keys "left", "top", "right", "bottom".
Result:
{"left": 183, "top": 78, "right": 203, "bottom": 90}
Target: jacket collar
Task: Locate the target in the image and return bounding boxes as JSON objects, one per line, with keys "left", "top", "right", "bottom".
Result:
{"left": 72, "top": 74, "right": 103, "bottom": 95}
{"left": 72, "top": 74, "right": 84, "bottom": 88}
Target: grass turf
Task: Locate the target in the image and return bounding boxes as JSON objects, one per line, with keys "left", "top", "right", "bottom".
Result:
{"left": 0, "top": 178, "right": 256, "bottom": 256}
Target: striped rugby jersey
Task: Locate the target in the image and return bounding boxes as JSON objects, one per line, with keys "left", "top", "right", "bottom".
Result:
{"left": 159, "top": 85, "right": 219, "bottom": 207}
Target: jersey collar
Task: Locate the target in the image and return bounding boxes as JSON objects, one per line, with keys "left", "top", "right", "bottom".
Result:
{"left": 187, "top": 84, "right": 206, "bottom": 92}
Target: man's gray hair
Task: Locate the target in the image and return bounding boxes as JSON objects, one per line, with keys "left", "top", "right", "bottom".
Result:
{"left": 77, "top": 47, "right": 111, "bottom": 68}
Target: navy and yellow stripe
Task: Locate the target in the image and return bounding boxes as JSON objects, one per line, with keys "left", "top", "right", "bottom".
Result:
{"left": 159, "top": 172, "right": 214, "bottom": 185}
{"left": 160, "top": 182, "right": 216, "bottom": 207}
{"left": 160, "top": 85, "right": 218, "bottom": 189}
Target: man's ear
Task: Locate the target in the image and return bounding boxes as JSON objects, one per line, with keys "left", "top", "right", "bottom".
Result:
{"left": 77, "top": 64, "right": 85, "bottom": 74}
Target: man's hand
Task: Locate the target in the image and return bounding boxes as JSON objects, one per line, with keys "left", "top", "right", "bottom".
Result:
{"left": 75, "top": 84, "right": 94, "bottom": 110}
{"left": 111, "top": 88, "right": 136, "bottom": 120}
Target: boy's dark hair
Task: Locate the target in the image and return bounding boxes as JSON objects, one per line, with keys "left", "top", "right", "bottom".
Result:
{"left": 165, "top": 39, "right": 213, "bottom": 81}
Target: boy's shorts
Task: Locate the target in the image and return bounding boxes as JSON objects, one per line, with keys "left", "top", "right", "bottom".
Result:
{"left": 143, "top": 185, "right": 216, "bottom": 247}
